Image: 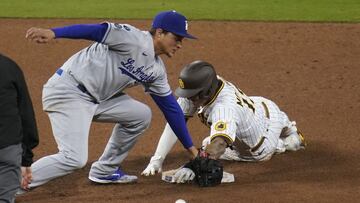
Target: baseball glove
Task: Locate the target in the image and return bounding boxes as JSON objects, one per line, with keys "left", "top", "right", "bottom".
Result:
{"left": 184, "top": 149, "right": 223, "bottom": 187}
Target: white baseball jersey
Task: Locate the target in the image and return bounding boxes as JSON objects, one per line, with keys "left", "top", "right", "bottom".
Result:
{"left": 60, "top": 22, "right": 171, "bottom": 102}
{"left": 178, "top": 76, "right": 285, "bottom": 160}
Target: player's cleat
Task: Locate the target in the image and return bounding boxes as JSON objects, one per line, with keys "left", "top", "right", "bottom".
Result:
{"left": 284, "top": 130, "right": 306, "bottom": 151}
{"left": 275, "top": 139, "right": 286, "bottom": 154}
{"left": 89, "top": 168, "right": 138, "bottom": 184}
{"left": 298, "top": 130, "right": 307, "bottom": 148}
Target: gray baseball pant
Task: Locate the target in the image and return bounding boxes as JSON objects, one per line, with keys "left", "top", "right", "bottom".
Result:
{"left": 29, "top": 71, "right": 151, "bottom": 188}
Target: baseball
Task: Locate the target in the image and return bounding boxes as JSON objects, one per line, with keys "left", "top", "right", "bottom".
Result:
{"left": 175, "top": 199, "right": 186, "bottom": 203}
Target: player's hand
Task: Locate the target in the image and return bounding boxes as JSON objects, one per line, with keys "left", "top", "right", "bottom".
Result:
{"left": 25, "top": 27, "right": 55, "bottom": 43}
{"left": 174, "top": 167, "right": 195, "bottom": 183}
{"left": 20, "top": 167, "right": 32, "bottom": 190}
{"left": 205, "top": 137, "right": 227, "bottom": 159}
{"left": 141, "top": 155, "right": 164, "bottom": 176}
{"left": 187, "top": 146, "right": 198, "bottom": 159}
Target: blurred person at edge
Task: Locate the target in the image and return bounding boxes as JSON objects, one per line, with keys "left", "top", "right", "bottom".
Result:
{"left": 0, "top": 53, "right": 39, "bottom": 203}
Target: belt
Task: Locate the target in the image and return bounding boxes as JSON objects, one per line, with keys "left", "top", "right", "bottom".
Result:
{"left": 76, "top": 83, "right": 90, "bottom": 95}
{"left": 55, "top": 68, "right": 98, "bottom": 103}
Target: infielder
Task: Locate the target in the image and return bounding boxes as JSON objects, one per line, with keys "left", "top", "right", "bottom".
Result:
{"left": 24, "top": 10, "right": 198, "bottom": 189}
{"left": 142, "top": 60, "right": 306, "bottom": 183}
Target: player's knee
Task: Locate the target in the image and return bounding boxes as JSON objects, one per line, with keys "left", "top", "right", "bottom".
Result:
{"left": 74, "top": 156, "right": 88, "bottom": 168}
{"left": 138, "top": 104, "right": 152, "bottom": 128}
{"left": 60, "top": 151, "right": 88, "bottom": 169}
{"left": 120, "top": 104, "right": 151, "bottom": 134}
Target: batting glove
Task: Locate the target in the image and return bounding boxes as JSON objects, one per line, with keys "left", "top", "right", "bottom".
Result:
{"left": 174, "top": 167, "right": 195, "bottom": 183}
{"left": 141, "top": 155, "right": 164, "bottom": 176}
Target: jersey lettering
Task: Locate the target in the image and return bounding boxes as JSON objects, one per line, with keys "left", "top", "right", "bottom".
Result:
{"left": 118, "top": 58, "right": 155, "bottom": 83}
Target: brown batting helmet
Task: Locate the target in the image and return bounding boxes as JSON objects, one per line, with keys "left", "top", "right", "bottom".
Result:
{"left": 175, "top": 60, "right": 219, "bottom": 100}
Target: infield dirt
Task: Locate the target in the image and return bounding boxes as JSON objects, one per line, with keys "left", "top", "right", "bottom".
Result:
{"left": 1, "top": 19, "right": 359, "bottom": 203}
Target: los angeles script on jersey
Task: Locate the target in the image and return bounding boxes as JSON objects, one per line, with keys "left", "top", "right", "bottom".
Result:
{"left": 119, "top": 58, "right": 155, "bottom": 83}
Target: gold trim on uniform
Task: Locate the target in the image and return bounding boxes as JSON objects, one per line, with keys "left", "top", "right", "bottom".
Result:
{"left": 210, "top": 133, "right": 234, "bottom": 145}
{"left": 179, "top": 78, "right": 185, "bottom": 89}
{"left": 214, "top": 121, "right": 227, "bottom": 131}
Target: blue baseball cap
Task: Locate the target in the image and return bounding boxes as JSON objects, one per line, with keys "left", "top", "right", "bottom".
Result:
{"left": 152, "top": 10, "right": 197, "bottom": 39}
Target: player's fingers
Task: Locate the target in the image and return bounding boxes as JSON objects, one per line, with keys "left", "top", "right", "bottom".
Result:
{"left": 182, "top": 172, "right": 191, "bottom": 183}
{"left": 158, "top": 167, "right": 162, "bottom": 173}
{"left": 40, "top": 38, "right": 50, "bottom": 43}
{"left": 28, "top": 173, "right": 33, "bottom": 182}
{"left": 36, "top": 36, "right": 48, "bottom": 43}
{"left": 142, "top": 165, "right": 153, "bottom": 176}
{"left": 141, "top": 169, "right": 148, "bottom": 176}
{"left": 174, "top": 170, "right": 181, "bottom": 179}
{"left": 175, "top": 173, "right": 182, "bottom": 183}
{"left": 35, "top": 38, "right": 45, "bottom": 43}
{"left": 176, "top": 175, "right": 183, "bottom": 183}
{"left": 150, "top": 168, "right": 155, "bottom": 175}
{"left": 25, "top": 27, "right": 35, "bottom": 39}
{"left": 21, "top": 177, "right": 29, "bottom": 190}
{"left": 26, "top": 28, "right": 41, "bottom": 40}
{"left": 176, "top": 171, "right": 186, "bottom": 183}
{"left": 189, "top": 171, "right": 195, "bottom": 181}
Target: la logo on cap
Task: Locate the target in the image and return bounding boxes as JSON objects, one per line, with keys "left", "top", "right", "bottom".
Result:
{"left": 152, "top": 10, "right": 197, "bottom": 39}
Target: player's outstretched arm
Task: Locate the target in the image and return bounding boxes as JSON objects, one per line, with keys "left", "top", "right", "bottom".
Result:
{"left": 26, "top": 23, "right": 108, "bottom": 43}
{"left": 150, "top": 94, "right": 198, "bottom": 157}
{"left": 25, "top": 27, "right": 55, "bottom": 43}
{"left": 142, "top": 123, "right": 178, "bottom": 176}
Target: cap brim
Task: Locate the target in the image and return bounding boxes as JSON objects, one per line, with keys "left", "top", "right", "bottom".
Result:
{"left": 173, "top": 31, "right": 197, "bottom": 39}
{"left": 175, "top": 87, "right": 202, "bottom": 98}
{"left": 182, "top": 33, "right": 197, "bottom": 39}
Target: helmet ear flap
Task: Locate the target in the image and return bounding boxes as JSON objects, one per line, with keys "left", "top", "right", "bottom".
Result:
{"left": 199, "top": 75, "right": 219, "bottom": 101}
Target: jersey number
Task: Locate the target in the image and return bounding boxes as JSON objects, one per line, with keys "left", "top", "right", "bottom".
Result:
{"left": 224, "top": 81, "right": 255, "bottom": 113}
{"left": 236, "top": 88, "right": 255, "bottom": 112}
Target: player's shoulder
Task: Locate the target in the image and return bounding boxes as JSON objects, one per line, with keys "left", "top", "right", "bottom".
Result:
{"left": 213, "top": 78, "right": 236, "bottom": 100}
{"left": 209, "top": 87, "right": 238, "bottom": 110}
{"left": 108, "top": 22, "right": 140, "bottom": 33}
{"left": 107, "top": 22, "right": 147, "bottom": 40}
{"left": 219, "top": 77, "right": 237, "bottom": 91}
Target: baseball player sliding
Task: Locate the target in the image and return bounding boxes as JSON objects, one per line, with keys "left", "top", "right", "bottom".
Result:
{"left": 22, "top": 10, "right": 198, "bottom": 191}
{"left": 142, "top": 60, "right": 306, "bottom": 183}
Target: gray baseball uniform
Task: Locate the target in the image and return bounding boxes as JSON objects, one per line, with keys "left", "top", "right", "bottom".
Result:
{"left": 29, "top": 23, "right": 173, "bottom": 187}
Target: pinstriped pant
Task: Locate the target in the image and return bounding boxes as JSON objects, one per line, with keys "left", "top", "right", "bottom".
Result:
{"left": 235, "top": 96, "right": 291, "bottom": 162}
